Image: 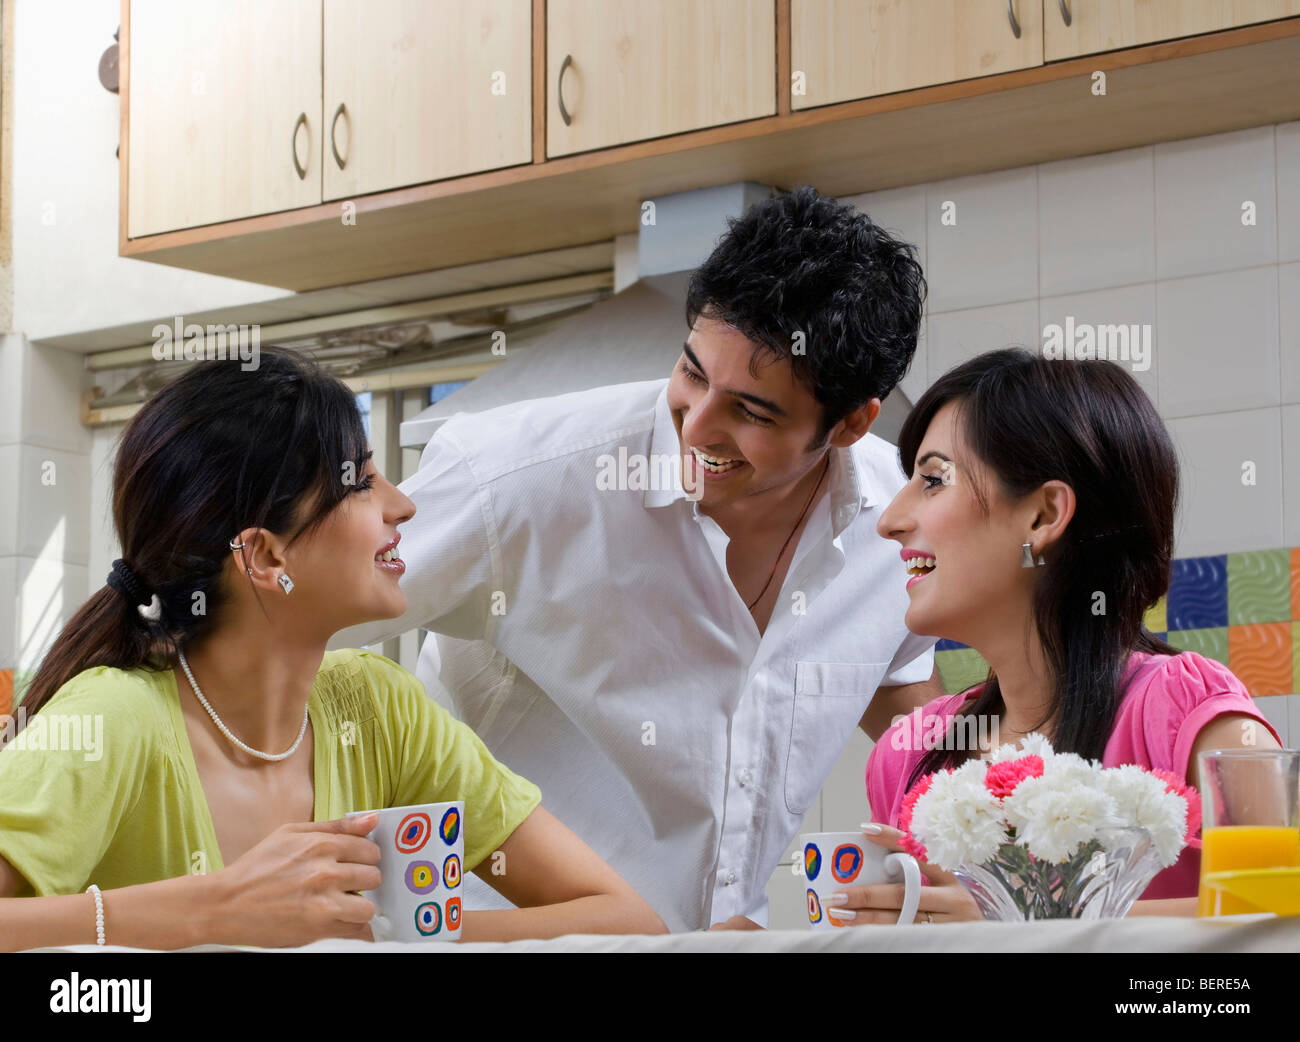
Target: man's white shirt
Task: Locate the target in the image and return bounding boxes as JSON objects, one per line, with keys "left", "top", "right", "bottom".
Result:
{"left": 339, "top": 378, "right": 935, "bottom": 931}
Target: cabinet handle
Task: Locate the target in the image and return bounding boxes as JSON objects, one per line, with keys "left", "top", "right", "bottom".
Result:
{"left": 557, "top": 54, "right": 574, "bottom": 127}
{"left": 1006, "top": 0, "right": 1021, "bottom": 38}
{"left": 1057, "top": 0, "right": 1072, "bottom": 25}
{"left": 291, "top": 112, "right": 308, "bottom": 180}
{"left": 330, "top": 102, "right": 348, "bottom": 170}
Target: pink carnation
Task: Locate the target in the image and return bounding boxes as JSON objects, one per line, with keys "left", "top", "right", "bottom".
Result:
{"left": 984, "top": 755, "right": 1045, "bottom": 798}
{"left": 898, "top": 773, "right": 934, "bottom": 863}
{"left": 1150, "top": 768, "right": 1202, "bottom": 843}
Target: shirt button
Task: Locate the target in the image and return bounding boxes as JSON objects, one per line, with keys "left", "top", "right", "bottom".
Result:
{"left": 723, "top": 870, "right": 736, "bottom": 886}
{"left": 737, "top": 768, "right": 753, "bottom": 787}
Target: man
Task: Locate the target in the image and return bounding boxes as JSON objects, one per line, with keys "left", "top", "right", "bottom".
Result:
{"left": 339, "top": 185, "right": 943, "bottom": 931}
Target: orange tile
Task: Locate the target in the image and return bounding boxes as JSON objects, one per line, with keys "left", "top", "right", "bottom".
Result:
{"left": 0, "top": 670, "right": 11, "bottom": 720}
{"left": 1228, "top": 622, "right": 1293, "bottom": 697}
{"left": 1291, "top": 548, "right": 1300, "bottom": 620}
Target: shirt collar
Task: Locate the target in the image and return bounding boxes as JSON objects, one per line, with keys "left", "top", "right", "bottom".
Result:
{"left": 643, "top": 384, "right": 880, "bottom": 535}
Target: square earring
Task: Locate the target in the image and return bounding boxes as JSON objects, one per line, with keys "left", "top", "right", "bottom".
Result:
{"left": 278, "top": 573, "right": 295, "bottom": 595}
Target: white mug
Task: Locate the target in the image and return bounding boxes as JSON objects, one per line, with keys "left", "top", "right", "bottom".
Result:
{"left": 347, "top": 801, "right": 465, "bottom": 942}
{"left": 798, "top": 831, "right": 922, "bottom": 928}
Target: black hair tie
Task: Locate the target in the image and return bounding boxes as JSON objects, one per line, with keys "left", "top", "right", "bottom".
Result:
{"left": 107, "top": 559, "right": 162, "bottom": 622}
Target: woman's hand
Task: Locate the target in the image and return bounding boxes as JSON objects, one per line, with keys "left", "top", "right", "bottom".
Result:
{"left": 203, "top": 813, "right": 383, "bottom": 947}
{"left": 824, "top": 822, "right": 982, "bottom": 926}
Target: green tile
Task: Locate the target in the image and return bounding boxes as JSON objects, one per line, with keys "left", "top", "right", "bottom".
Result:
{"left": 1227, "top": 549, "right": 1291, "bottom": 624}
{"left": 1293, "top": 622, "right": 1299, "bottom": 696}
{"left": 1165, "top": 627, "right": 1230, "bottom": 667}
{"left": 935, "top": 647, "right": 990, "bottom": 696}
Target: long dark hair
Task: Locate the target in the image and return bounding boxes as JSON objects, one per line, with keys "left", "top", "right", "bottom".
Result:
{"left": 15, "top": 347, "right": 369, "bottom": 728}
{"left": 902, "top": 349, "right": 1180, "bottom": 790}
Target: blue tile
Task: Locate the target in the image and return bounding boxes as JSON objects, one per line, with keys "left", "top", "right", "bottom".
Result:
{"left": 1167, "top": 555, "right": 1228, "bottom": 630}
{"left": 935, "top": 638, "right": 968, "bottom": 651}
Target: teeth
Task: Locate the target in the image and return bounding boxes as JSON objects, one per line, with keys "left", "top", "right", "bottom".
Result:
{"left": 377, "top": 548, "right": 401, "bottom": 563}
{"left": 905, "top": 555, "right": 937, "bottom": 576}
{"left": 691, "top": 447, "right": 743, "bottom": 473}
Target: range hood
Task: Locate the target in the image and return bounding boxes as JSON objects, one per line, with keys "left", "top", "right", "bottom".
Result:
{"left": 400, "top": 181, "right": 913, "bottom": 450}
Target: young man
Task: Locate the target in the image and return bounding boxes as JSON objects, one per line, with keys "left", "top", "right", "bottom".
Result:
{"left": 340, "top": 186, "right": 943, "bottom": 931}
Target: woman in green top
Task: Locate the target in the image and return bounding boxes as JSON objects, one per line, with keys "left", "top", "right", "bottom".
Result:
{"left": 0, "top": 347, "right": 666, "bottom": 949}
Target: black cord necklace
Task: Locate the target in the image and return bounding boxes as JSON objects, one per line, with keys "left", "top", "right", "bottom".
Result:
{"left": 746, "top": 456, "right": 830, "bottom": 612}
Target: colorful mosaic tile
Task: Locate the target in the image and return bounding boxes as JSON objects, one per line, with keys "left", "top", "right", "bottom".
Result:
{"left": 0, "top": 670, "right": 11, "bottom": 720}
{"left": 1227, "top": 550, "right": 1291, "bottom": 624}
{"left": 1143, "top": 595, "right": 1167, "bottom": 635}
{"left": 1165, "top": 626, "right": 1230, "bottom": 667}
{"left": 1167, "top": 555, "right": 1228, "bottom": 630}
{"left": 1227, "top": 622, "right": 1293, "bottom": 697}
{"left": 934, "top": 647, "right": 989, "bottom": 696}
{"left": 928, "top": 546, "right": 1300, "bottom": 700}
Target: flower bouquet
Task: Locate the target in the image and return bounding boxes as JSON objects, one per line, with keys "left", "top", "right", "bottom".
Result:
{"left": 899, "top": 734, "right": 1200, "bottom": 920}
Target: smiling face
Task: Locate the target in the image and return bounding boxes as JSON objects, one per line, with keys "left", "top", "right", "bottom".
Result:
{"left": 666, "top": 313, "right": 871, "bottom": 513}
{"left": 876, "top": 401, "right": 1037, "bottom": 645}
{"left": 276, "top": 455, "right": 417, "bottom": 636}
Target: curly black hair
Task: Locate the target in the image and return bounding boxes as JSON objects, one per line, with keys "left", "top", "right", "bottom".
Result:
{"left": 685, "top": 184, "right": 926, "bottom": 443}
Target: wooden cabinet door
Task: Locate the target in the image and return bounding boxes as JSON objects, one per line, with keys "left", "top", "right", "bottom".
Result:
{"left": 1045, "top": 0, "right": 1300, "bottom": 61}
{"left": 546, "top": 0, "right": 775, "bottom": 158}
{"left": 127, "top": 0, "right": 322, "bottom": 237}
{"left": 791, "top": 0, "right": 1043, "bottom": 110}
{"left": 322, "top": 0, "right": 532, "bottom": 201}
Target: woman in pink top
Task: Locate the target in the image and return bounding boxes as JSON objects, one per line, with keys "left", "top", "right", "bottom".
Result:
{"left": 844, "top": 349, "right": 1281, "bottom": 925}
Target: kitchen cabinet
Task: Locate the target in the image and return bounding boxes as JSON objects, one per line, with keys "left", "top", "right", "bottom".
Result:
{"left": 1044, "top": 0, "right": 1300, "bottom": 60}
{"left": 127, "top": 0, "right": 323, "bottom": 237}
{"left": 790, "top": 0, "right": 1044, "bottom": 109}
{"left": 545, "top": 0, "right": 775, "bottom": 157}
{"left": 322, "top": 0, "right": 532, "bottom": 200}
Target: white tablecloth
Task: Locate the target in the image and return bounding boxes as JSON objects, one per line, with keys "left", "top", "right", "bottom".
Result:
{"left": 27, "top": 914, "right": 1296, "bottom": 953}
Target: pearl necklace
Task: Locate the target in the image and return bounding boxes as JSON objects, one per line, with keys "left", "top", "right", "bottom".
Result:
{"left": 177, "top": 647, "right": 310, "bottom": 762}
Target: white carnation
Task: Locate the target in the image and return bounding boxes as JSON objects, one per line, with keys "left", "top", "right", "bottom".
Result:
{"left": 1044, "top": 751, "right": 1104, "bottom": 787}
{"left": 910, "top": 768, "right": 1008, "bottom": 870}
{"left": 1001, "top": 772, "right": 1120, "bottom": 862}
{"left": 1098, "top": 764, "right": 1188, "bottom": 867}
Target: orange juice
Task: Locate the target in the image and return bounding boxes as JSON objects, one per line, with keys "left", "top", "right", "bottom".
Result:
{"left": 1198, "top": 826, "right": 1300, "bottom": 916}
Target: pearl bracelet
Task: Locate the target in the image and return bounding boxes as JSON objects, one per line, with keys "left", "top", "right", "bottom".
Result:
{"left": 85, "top": 884, "right": 105, "bottom": 946}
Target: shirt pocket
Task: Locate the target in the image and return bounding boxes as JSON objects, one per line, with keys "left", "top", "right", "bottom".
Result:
{"left": 784, "top": 660, "right": 890, "bottom": 816}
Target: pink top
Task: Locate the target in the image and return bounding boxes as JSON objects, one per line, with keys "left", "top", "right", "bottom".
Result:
{"left": 866, "top": 650, "right": 1282, "bottom": 900}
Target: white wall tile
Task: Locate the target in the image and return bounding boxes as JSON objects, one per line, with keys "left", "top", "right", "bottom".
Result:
{"left": 14, "top": 556, "right": 88, "bottom": 676}
{"left": 925, "top": 168, "right": 1037, "bottom": 313}
{"left": 0, "top": 446, "right": 17, "bottom": 559}
{"left": 1154, "top": 126, "right": 1277, "bottom": 280}
{"left": 1156, "top": 267, "right": 1280, "bottom": 417}
{"left": 1256, "top": 695, "right": 1289, "bottom": 748}
{"left": 1166, "top": 409, "right": 1284, "bottom": 557}
{"left": 1278, "top": 121, "right": 1300, "bottom": 264}
{"left": 88, "top": 425, "right": 123, "bottom": 588}
{"left": 926, "top": 299, "right": 1040, "bottom": 381}
{"left": 1039, "top": 146, "right": 1155, "bottom": 296}
{"left": 1039, "top": 283, "right": 1158, "bottom": 406}
{"left": 0, "top": 558, "right": 14, "bottom": 669}
{"left": 821, "top": 727, "right": 875, "bottom": 830}
{"left": 20, "top": 342, "right": 91, "bottom": 455}
{"left": 0, "top": 334, "right": 24, "bottom": 447}
{"left": 17, "top": 446, "right": 90, "bottom": 567}
{"left": 897, "top": 318, "right": 928, "bottom": 407}
{"left": 1282, "top": 405, "right": 1300, "bottom": 548}
{"left": 1280, "top": 263, "right": 1300, "bottom": 405}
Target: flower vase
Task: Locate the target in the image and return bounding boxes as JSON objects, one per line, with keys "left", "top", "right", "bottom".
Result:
{"left": 951, "top": 826, "right": 1165, "bottom": 920}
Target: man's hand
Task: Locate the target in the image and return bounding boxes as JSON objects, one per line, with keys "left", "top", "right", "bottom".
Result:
{"left": 859, "top": 666, "right": 946, "bottom": 742}
{"left": 708, "top": 915, "right": 764, "bottom": 931}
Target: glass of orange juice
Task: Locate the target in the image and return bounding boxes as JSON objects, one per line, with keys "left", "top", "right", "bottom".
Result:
{"left": 1197, "top": 749, "right": 1300, "bottom": 917}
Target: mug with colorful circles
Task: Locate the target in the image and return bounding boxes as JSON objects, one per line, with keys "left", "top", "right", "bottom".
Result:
{"left": 797, "top": 831, "right": 922, "bottom": 928}
{"left": 347, "top": 801, "right": 465, "bottom": 942}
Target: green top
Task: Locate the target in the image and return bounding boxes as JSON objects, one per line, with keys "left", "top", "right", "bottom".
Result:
{"left": 0, "top": 649, "right": 542, "bottom": 897}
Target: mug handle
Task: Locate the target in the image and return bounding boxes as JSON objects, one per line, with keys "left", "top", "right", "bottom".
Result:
{"left": 884, "top": 852, "right": 922, "bottom": 926}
